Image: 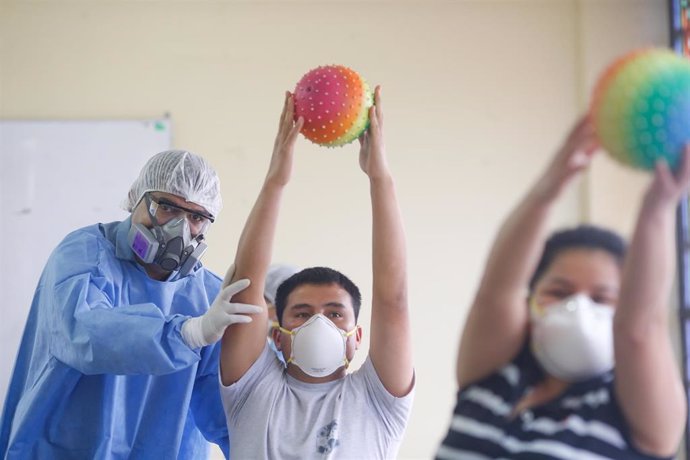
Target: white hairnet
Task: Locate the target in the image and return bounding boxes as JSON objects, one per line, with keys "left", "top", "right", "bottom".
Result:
{"left": 265, "top": 263, "right": 300, "bottom": 305}
{"left": 124, "top": 150, "right": 222, "bottom": 217}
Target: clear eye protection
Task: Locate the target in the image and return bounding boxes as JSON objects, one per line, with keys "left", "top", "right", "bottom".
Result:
{"left": 145, "top": 192, "right": 214, "bottom": 235}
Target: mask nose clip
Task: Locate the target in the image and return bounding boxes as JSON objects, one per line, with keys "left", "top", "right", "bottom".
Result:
{"left": 565, "top": 293, "right": 591, "bottom": 312}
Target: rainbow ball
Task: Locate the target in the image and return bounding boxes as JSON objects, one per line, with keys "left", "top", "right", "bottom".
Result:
{"left": 590, "top": 48, "right": 690, "bottom": 171}
{"left": 293, "top": 65, "right": 373, "bottom": 147}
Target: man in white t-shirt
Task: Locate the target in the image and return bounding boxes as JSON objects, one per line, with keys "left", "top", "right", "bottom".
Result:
{"left": 219, "top": 87, "right": 414, "bottom": 459}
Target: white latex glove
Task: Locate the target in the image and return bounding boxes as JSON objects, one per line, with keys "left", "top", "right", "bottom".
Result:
{"left": 181, "top": 277, "right": 262, "bottom": 348}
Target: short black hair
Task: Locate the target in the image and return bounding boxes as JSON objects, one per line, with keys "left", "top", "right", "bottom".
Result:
{"left": 274, "top": 266, "right": 362, "bottom": 326}
{"left": 528, "top": 224, "right": 627, "bottom": 292}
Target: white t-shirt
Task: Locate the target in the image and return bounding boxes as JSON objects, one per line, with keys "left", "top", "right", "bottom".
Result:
{"left": 221, "top": 344, "right": 414, "bottom": 460}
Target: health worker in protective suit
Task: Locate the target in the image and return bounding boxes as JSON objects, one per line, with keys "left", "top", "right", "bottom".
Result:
{"left": 0, "top": 150, "right": 260, "bottom": 459}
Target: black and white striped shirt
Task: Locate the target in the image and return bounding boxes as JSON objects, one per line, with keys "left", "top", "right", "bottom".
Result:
{"left": 435, "top": 345, "right": 672, "bottom": 460}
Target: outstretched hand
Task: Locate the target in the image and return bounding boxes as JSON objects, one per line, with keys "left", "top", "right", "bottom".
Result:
{"left": 181, "top": 277, "right": 262, "bottom": 348}
{"left": 266, "top": 92, "right": 304, "bottom": 187}
{"left": 535, "top": 115, "right": 599, "bottom": 198}
{"left": 359, "top": 86, "right": 389, "bottom": 179}
{"left": 645, "top": 146, "right": 690, "bottom": 209}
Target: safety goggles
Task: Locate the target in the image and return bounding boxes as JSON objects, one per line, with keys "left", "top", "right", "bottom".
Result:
{"left": 145, "top": 192, "right": 214, "bottom": 233}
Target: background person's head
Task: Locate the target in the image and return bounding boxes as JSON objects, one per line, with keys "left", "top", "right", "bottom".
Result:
{"left": 265, "top": 263, "right": 301, "bottom": 327}
{"left": 528, "top": 225, "right": 626, "bottom": 309}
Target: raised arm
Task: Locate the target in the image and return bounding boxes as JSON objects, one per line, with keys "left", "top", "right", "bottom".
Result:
{"left": 613, "top": 149, "right": 690, "bottom": 457}
{"left": 362, "top": 87, "right": 413, "bottom": 397}
{"left": 456, "top": 117, "right": 598, "bottom": 388}
{"left": 220, "top": 93, "right": 303, "bottom": 385}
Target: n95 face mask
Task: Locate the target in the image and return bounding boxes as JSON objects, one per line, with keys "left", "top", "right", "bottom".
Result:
{"left": 279, "top": 314, "right": 357, "bottom": 378}
{"left": 530, "top": 293, "right": 615, "bottom": 382}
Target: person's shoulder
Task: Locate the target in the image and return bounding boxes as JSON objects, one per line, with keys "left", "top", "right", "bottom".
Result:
{"left": 347, "top": 355, "right": 394, "bottom": 394}
{"left": 199, "top": 267, "right": 222, "bottom": 283}
{"left": 40, "top": 222, "right": 119, "bottom": 285}
{"left": 53, "top": 222, "right": 111, "bottom": 257}
{"left": 508, "top": 340, "right": 543, "bottom": 381}
{"left": 61, "top": 222, "right": 106, "bottom": 241}
{"left": 223, "top": 344, "right": 284, "bottom": 394}
{"left": 453, "top": 342, "right": 542, "bottom": 407}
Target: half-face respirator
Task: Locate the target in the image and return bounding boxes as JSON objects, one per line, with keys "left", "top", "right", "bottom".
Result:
{"left": 128, "top": 193, "right": 211, "bottom": 276}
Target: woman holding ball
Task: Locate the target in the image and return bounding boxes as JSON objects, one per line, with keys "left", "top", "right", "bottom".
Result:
{"left": 436, "top": 115, "right": 689, "bottom": 459}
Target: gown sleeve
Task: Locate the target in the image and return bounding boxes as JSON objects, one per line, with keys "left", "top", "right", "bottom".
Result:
{"left": 45, "top": 228, "right": 202, "bottom": 375}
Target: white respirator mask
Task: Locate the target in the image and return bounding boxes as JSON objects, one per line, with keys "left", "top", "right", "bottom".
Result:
{"left": 279, "top": 314, "right": 357, "bottom": 378}
{"left": 530, "top": 293, "right": 615, "bottom": 382}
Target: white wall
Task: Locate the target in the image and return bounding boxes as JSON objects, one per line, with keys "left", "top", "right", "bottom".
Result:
{"left": 0, "top": 1, "right": 674, "bottom": 458}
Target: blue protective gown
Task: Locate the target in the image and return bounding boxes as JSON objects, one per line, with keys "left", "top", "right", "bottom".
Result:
{"left": 0, "top": 218, "right": 229, "bottom": 459}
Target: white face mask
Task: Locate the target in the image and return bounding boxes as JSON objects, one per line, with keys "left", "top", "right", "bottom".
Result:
{"left": 279, "top": 314, "right": 357, "bottom": 378}
{"left": 530, "top": 293, "right": 615, "bottom": 382}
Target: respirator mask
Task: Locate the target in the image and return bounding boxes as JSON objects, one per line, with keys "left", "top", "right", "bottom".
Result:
{"left": 128, "top": 192, "right": 213, "bottom": 276}
{"left": 530, "top": 293, "right": 615, "bottom": 382}
{"left": 279, "top": 314, "right": 358, "bottom": 378}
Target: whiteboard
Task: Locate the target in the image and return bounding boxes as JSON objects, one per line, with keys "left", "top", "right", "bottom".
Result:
{"left": 0, "top": 119, "right": 172, "bottom": 408}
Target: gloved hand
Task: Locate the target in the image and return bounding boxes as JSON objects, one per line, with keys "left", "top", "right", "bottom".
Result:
{"left": 181, "top": 277, "right": 263, "bottom": 348}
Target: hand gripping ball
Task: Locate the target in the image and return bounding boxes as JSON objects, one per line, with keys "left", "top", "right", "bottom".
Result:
{"left": 590, "top": 48, "right": 690, "bottom": 170}
{"left": 293, "top": 65, "right": 373, "bottom": 147}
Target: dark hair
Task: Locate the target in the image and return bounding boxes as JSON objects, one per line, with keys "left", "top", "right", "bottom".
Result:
{"left": 274, "top": 266, "right": 362, "bottom": 326}
{"left": 528, "top": 224, "right": 627, "bottom": 292}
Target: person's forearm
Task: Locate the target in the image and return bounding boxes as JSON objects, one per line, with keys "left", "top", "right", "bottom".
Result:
{"left": 457, "top": 116, "right": 596, "bottom": 388}
{"left": 368, "top": 170, "right": 414, "bottom": 396}
{"left": 612, "top": 162, "right": 689, "bottom": 459}
{"left": 616, "top": 197, "right": 676, "bottom": 335}
{"left": 476, "top": 117, "right": 595, "bottom": 304}
{"left": 370, "top": 174, "right": 407, "bottom": 309}
{"left": 220, "top": 180, "right": 285, "bottom": 385}
{"left": 234, "top": 180, "right": 285, "bottom": 290}
{"left": 474, "top": 178, "right": 560, "bottom": 304}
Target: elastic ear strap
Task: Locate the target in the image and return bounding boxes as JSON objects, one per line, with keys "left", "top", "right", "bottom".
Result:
{"left": 274, "top": 326, "right": 294, "bottom": 364}
{"left": 343, "top": 327, "right": 357, "bottom": 368}
{"left": 529, "top": 297, "right": 543, "bottom": 317}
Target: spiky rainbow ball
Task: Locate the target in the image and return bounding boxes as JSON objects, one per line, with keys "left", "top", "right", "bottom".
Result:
{"left": 293, "top": 65, "right": 373, "bottom": 147}
{"left": 590, "top": 48, "right": 690, "bottom": 171}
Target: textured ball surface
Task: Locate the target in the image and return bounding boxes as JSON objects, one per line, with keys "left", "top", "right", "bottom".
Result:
{"left": 590, "top": 48, "right": 690, "bottom": 170}
{"left": 293, "top": 65, "right": 373, "bottom": 147}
